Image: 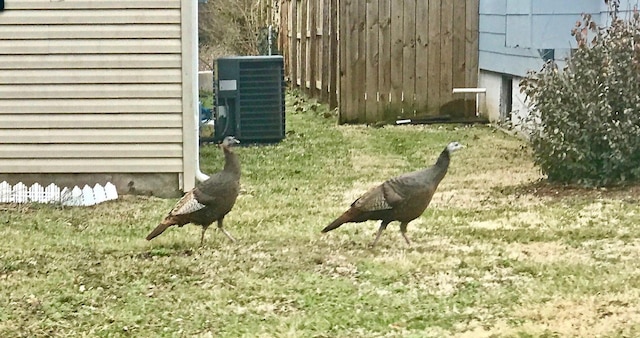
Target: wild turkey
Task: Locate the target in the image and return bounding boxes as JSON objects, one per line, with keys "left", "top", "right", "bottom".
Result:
{"left": 146, "top": 136, "right": 241, "bottom": 246}
{"left": 322, "top": 141, "right": 464, "bottom": 247}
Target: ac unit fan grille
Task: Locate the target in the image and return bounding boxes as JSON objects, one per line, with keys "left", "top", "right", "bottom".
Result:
{"left": 237, "top": 61, "right": 285, "bottom": 141}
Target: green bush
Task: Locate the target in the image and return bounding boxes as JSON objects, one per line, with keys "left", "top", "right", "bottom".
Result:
{"left": 519, "top": 12, "right": 640, "bottom": 186}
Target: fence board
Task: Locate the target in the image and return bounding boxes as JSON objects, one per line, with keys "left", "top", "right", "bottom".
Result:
{"left": 308, "top": 0, "right": 318, "bottom": 96}
{"left": 354, "top": 0, "right": 366, "bottom": 121}
{"left": 402, "top": 0, "right": 417, "bottom": 117}
{"left": 328, "top": 0, "right": 338, "bottom": 108}
{"left": 365, "top": 0, "right": 380, "bottom": 122}
{"left": 344, "top": 0, "right": 360, "bottom": 122}
{"left": 299, "top": 0, "right": 308, "bottom": 92}
{"left": 280, "top": 0, "right": 290, "bottom": 77}
{"left": 466, "top": 0, "right": 480, "bottom": 107}
{"left": 452, "top": 0, "right": 466, "bottom": 89}
{"left": 321, "top": 0, "right": 331, "bottom": 101}
{"left": 390, "top": 1, "right": 404, "bottom": 108}
{"left": 289, "top": 0, "right": 298, "bottom": 87}
{"left": 378, "top": 0, "right": 391, "bottom": 114}
{"left": 439, "top": 1, "right": 454, "bottom": 109}
{"left": 427, "top": 0, "right": 441, "bottom": 115}
{"left": 415, "top": 0, "right": 429, "bottom": 110}
{"left": 451, "top": 0, "right": 468, "bottom": 115}
{"left": 338, "top": 0, "right": 350, "bottom": 121}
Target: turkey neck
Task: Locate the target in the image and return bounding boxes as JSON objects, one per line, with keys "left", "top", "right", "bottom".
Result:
{"left": 222, "top": 146, "right": 241, "bottom": 177}
{"left": 431, "top": 148, "right": 451, "bottom": 182}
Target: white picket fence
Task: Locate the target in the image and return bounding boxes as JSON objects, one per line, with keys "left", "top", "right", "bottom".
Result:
{"left": 0, "top": 181, "right": 118, "bottom": 206}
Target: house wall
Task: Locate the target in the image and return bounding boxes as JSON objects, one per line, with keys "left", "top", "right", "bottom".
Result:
{"left": 0, "top": 0, "right": 195, "bottom": 197}
{"left": 478, "top": 0, "right": 638, "bottom": 125}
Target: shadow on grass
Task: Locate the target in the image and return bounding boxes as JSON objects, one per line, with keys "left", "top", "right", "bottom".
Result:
{"left": 494, "top": 179, "right": 640, "bottom": 202}
{"left": 135, "top": 245, "right": 196, "bottom": 260}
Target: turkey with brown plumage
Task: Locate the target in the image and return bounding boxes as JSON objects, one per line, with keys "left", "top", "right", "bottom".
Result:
{"left": 322, "top": 141, "right": 464, "bottom": 247}
{"left": 146, "top": 136, "right": 241, "bottom": 246}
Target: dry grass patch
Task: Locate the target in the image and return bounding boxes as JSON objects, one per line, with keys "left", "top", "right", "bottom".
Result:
{"left": 583, "top": 238, "right": 640, "bottom": 262}
{"left": 350, "top": 153, "right": 409, "bottom": 178}
{"left": 467, "top": 210, "right": 555, "bottom": 230}
{"left": 505, "top": 241, "right": 593, "bottom": 264}
{"left": 514, "top": 295, "right": 640, "bottom": 337}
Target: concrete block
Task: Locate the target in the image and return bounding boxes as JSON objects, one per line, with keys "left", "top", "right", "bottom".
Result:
{"left": 198, "top": 71, "right": 214, "bottom": 92}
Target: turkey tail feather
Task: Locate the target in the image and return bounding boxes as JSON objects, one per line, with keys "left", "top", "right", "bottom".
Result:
{"left": 146, "top": 219, "right": 174, "bottom": 241}
{"left": 322, "top": 208, "right": 358, "bottom": 233}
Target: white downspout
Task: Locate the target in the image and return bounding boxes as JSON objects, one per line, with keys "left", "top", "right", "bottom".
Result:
{"left": 192, "top": 0, "right": 210, "bottom": 182}
{"left": 194, "top": 124, "right": 210, "bottom": 182}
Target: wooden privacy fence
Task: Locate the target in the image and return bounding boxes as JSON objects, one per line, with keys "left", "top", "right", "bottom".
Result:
{"left": 279, "top": 0, "right": 339, "bottom": 109}
{"left": 279, "top": 0, "right": 479, "bottom": 124}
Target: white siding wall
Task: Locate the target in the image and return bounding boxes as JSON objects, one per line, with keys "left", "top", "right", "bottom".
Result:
{"left": 0, "top": 0, "right": 185, "bottom": 176}
{"left": 510, "top": 76, "right": 532, "bottom": 135}
{"left": 478, "top": 70, "right": 503, "bottom": 122}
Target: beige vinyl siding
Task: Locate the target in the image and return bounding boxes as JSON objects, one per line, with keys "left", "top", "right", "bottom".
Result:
{"left": 4, "top": 0, "right": 180, "bottom": 9}
{"left": 0, "top": 129, "right": 183, "bottom": 143}
{"left": 0, "top": 69, "right": 182, "bottom": 84}
{"left": 0, "top": 40, "right": 181, "bottom": 54}
{"left": 0, "top": 10, "right": 181, "bottom": 25}
{"left": 0, "top": 99, "right": 182, "bottom": 113}
{"left": 1, "top": 144, "right": 183, "bottom": 158}
{"left": 0, "top": 114, "right": 182, "bottom": 128}
{"left": 0, "top": 84, "right": 182, "bottom": 99}
{"left": 0, "top": 54, "right": 181, "bottom": 69}
{"left": 0, "top": 25, "right": 181, "bottom": 39}
{"left": 0, "top": 0, "right": 184, "bottom": 175}
{"left": 1, "top": 159, "right": 184, "bottom": 173}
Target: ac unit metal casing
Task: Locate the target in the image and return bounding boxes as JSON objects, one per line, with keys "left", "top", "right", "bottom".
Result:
{"left": 214, "top": 55, "right": 285, "bottom": 143}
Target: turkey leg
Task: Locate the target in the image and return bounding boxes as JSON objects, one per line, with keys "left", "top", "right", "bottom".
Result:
{"left": 217, "top": 219, "right": 236, "bottom": 242}
{"left": 200, "top": 225, "right": 209, "bottom": 246}
{"left": 399, "top": 222, "right": 411, "bottom": 245}
{"left": 369, "top": 220, "right": 390, "bottom": 247}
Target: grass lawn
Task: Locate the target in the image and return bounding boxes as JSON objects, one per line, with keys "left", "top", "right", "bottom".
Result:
{"left": 2, "top": 92, "right": 640, "bottom": 337}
